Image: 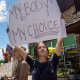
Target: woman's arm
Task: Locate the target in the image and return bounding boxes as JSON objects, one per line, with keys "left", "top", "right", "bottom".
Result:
{"left": 6, "top": 27, "right": 9, "bottom": 33}
{"left": 54, "top": 14, "right": 65, "bottom": 56}
{"left": 55, "top": 38, "right": 63, "bottom": 56}
{"left": 15, "top": 46, "right": 27, "bottom": 60}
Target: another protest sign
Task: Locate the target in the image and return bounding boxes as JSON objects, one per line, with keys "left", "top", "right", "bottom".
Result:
{"left": 0, "top": 62, "right": 13, "bottom": 78}
{"left": 6, "top": 44, "right": 13, "bottom": 55}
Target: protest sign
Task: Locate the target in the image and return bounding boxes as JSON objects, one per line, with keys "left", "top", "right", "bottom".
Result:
{"left": 0, "top": 62, "right": 13, "bottom": 78}
{"left": 8, "top": 0, "right": 66, "bottom": 46}
{"left": 6, "top": 44, "right": 13, "bottom": 55}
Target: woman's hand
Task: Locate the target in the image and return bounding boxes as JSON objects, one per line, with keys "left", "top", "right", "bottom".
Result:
{"left": 61, "top": 13, "right": 65, "bottom": 19}
{"left": 6, "top": 28, "right": 9, "bottom": 33}
{"left": 4, "top": 75, "right": 11, "bottom": 80}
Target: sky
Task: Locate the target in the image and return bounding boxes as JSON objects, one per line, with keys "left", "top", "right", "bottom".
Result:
{"left": 0, "top": 0, "right": 28, "bottom": 60}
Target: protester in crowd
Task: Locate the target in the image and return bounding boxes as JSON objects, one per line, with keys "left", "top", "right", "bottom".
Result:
{"left": 4, "top": 46, "right": 30, "bottom": 80}
{"left": 12, "top": 38, "right": 63, "bottom": 80}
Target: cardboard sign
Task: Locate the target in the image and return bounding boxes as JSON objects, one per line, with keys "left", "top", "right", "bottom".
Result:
{"left": 0, "top": 62, "right": 13, "bottom": 78}
{"left": 8, "top": 0, "right": 66, "bottom": 46}
{"left": 6, "top": 44, "right": 13, "bottom": 55}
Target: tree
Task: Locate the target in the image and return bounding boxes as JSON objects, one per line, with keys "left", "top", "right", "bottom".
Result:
{"left": 0, "top": 59, "right": 5, "bottom": 63}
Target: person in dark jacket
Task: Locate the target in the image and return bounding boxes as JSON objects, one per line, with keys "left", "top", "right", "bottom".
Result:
{"left": 14, "top": 38, "right": 63, "bottom": 80}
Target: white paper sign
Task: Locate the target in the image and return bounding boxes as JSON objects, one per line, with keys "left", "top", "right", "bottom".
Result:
{"left": 0, "top": 62, "right": 13, "bottom": 78}
{"left": 8, "top": 0, "right": 66, "bottom": 46}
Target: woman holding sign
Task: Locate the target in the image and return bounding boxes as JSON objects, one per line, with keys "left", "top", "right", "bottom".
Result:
{"left": 6, "top": 14, "right": 65, "bottom": 80}
{"left": 13, "top": 38, "right": 63, "bottom": 80}
{"left": 4, "top": 46, "right": 30, "bottom": 80}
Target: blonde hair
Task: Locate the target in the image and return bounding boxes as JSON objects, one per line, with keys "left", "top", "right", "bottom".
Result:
{"left": 12, "top": 46, "right": 26, "bottom": 76}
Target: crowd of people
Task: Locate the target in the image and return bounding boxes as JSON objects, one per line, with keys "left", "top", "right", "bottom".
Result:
{"left": 0, "top": 38, "right": 63, "bottom": 80}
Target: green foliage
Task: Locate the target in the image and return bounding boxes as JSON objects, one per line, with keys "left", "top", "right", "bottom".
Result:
{"left": 0, "top": 59, "right": 5, "bottom": 63}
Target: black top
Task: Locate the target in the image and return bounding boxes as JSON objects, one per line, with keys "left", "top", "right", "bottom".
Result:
{"left": 26, "top": 53, "right": 59, "bottom": 80}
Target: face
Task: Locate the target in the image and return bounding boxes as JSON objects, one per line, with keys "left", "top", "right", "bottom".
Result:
{"left": 12, "top": 48, "right": 20, "bottom": 60}
{"left": 37, "top": 42, "right": 48, "bottom": 58}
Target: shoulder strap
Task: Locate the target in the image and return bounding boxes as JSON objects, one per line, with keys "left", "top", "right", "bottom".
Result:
{"left": 31, "top": 60, "right": 37, "bottom": 71}
{"left": 49, "top": 60, "right": 53, "bottom": 68}
{"left": 48, "top": 60, "right": 54, "bottom": 73}
{"left": 33, "top": 60, "right": 37, "bottom": 67}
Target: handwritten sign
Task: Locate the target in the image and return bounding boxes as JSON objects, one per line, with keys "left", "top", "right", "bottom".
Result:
{"left": 6, "top": 44, "right": 13, "bottom": 55}
{"left": 0, "top": 62, "right": 13, "bottom": 78}
{"left": 8, "top": 0, "right": 66, "bottom": 46}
